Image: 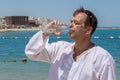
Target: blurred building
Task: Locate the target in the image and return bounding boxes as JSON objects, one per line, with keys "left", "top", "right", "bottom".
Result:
{"left": 0, "top": 16, "right": 53, "bottom": 29}
{"left": 5, "top": 16, "right": 28, "bottom": 25}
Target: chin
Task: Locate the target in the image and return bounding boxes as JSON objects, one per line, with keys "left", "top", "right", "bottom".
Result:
{"left": 69, "top": 34, "right": 74, "bottom": 39}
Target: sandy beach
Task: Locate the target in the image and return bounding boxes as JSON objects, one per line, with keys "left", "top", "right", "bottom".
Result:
{"left": 0, "top": 27, "right": 120, "bottom": 33}
{"left": 0, "top": 28, "right": 40, "bottom": 32}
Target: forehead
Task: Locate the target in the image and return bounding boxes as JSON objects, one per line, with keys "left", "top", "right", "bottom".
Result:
{"left": 72, "top": 13, "right": 87, "bottom": 22}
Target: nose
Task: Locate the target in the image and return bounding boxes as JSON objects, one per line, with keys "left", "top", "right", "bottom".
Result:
{"left": 69, "top": 22, "right": 74, "bottom": 28}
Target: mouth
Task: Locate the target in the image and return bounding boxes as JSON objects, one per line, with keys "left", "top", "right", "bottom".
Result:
{"left": 69, "top": 29, "right": 74, "bottom": 34}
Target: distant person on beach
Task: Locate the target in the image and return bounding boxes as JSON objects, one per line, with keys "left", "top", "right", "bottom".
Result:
{"left": 25, "top": 7, "right": 116, "bottom": 80}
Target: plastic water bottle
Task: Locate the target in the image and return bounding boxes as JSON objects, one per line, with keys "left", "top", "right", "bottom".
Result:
{"left": 42, "top": 24, "right": 69, "bottom": 35}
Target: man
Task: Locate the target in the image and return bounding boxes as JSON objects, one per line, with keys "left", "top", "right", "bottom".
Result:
{"left": 25, "top": 7, "right": 116, "bottom": 80}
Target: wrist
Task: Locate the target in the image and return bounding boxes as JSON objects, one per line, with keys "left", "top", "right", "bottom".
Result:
{"left": 42, "top": 32, "right": 49, "bottom": 40}
{"left": 43, "top": 32, "right": 49, "bottom": 36}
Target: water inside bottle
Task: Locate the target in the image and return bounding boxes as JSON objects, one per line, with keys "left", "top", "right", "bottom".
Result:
{"left": 60, "top": 25, "right": 69, "bottom": 34}
{"left": 42, "top": 24, "right": 69, "bottom": 34}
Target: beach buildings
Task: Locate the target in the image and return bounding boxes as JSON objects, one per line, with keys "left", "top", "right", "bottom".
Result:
{"left": 5, "top": 16, "right": 28, "bottom": 25}
{"left": 0, "top": 16, "right": 52, "bottom": 29}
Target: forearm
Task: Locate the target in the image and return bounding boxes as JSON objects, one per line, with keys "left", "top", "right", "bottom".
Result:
{"left": 25, "top": 31, "right": 50, "bottom": 61}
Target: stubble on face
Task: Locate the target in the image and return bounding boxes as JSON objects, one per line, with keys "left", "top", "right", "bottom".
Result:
{"left": 69, "top": 13, "right": 88, "bottom": 40}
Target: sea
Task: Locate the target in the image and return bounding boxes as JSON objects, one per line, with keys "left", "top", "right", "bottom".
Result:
{"left": 0, "top": 29, "right": 120, "bottom": 80}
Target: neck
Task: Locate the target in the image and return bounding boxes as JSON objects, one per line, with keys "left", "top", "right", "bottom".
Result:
{"left": 74, "top": 42, "right": 92, "bottom": 53}
{"left": 75, "top": 38, "right": 91, "bottom": 51}
{"left": 73, "top": 39, "right": 94, "bottom": 61}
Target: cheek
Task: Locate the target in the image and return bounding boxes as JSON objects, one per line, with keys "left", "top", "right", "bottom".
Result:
{"left": 77, "top": 28, "right": 86, "bottom": 34}
{"left": 77, "top": 29, "right": 88, "bottom": 37}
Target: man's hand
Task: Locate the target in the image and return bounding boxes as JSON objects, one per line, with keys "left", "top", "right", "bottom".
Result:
{"left": 42, "top": 20, "right": 64, "bottom": 37}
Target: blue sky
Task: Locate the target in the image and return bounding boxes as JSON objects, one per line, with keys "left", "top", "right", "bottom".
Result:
{"left": 0, "top": 0, "right": 120, "bottom": 27}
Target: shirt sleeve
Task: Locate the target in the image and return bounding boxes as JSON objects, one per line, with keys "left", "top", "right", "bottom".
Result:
{"left": 25, "top": 30, "right": 53, "bottom": 63}
{"left": 99, "top": 57, "right": 116, "bottom": 80}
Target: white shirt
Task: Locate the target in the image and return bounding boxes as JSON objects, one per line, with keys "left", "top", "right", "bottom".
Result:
{"left": 25, "top": 31, "right": 116, "bottom": 80}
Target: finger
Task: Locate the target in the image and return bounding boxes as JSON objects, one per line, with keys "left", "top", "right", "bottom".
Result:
{"left": 52, "top": 20, "right": 64, "bottom": 26}
{"left": 54, "top": 32, "right": 62, "bottom": 36}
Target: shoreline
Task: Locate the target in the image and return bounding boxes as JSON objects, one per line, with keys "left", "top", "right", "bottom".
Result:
{"left": 0, "top": 27, "right": 120, "bottom": 32}
{"left": 0, "top": 28, "right": 40, "bottom": 32}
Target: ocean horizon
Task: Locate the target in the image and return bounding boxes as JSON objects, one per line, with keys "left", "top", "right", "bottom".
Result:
{"left": 0, "top": 29, "right": 120, "bottom": 80}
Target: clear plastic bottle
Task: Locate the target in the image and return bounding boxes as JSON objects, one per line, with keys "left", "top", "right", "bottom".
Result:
{"left": 42, "top": 24, "right": 69, "bottom": 35}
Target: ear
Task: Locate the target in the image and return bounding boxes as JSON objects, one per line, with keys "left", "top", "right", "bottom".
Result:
{"left": 86, "top": 26, "right": 93, "bottom": 35}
